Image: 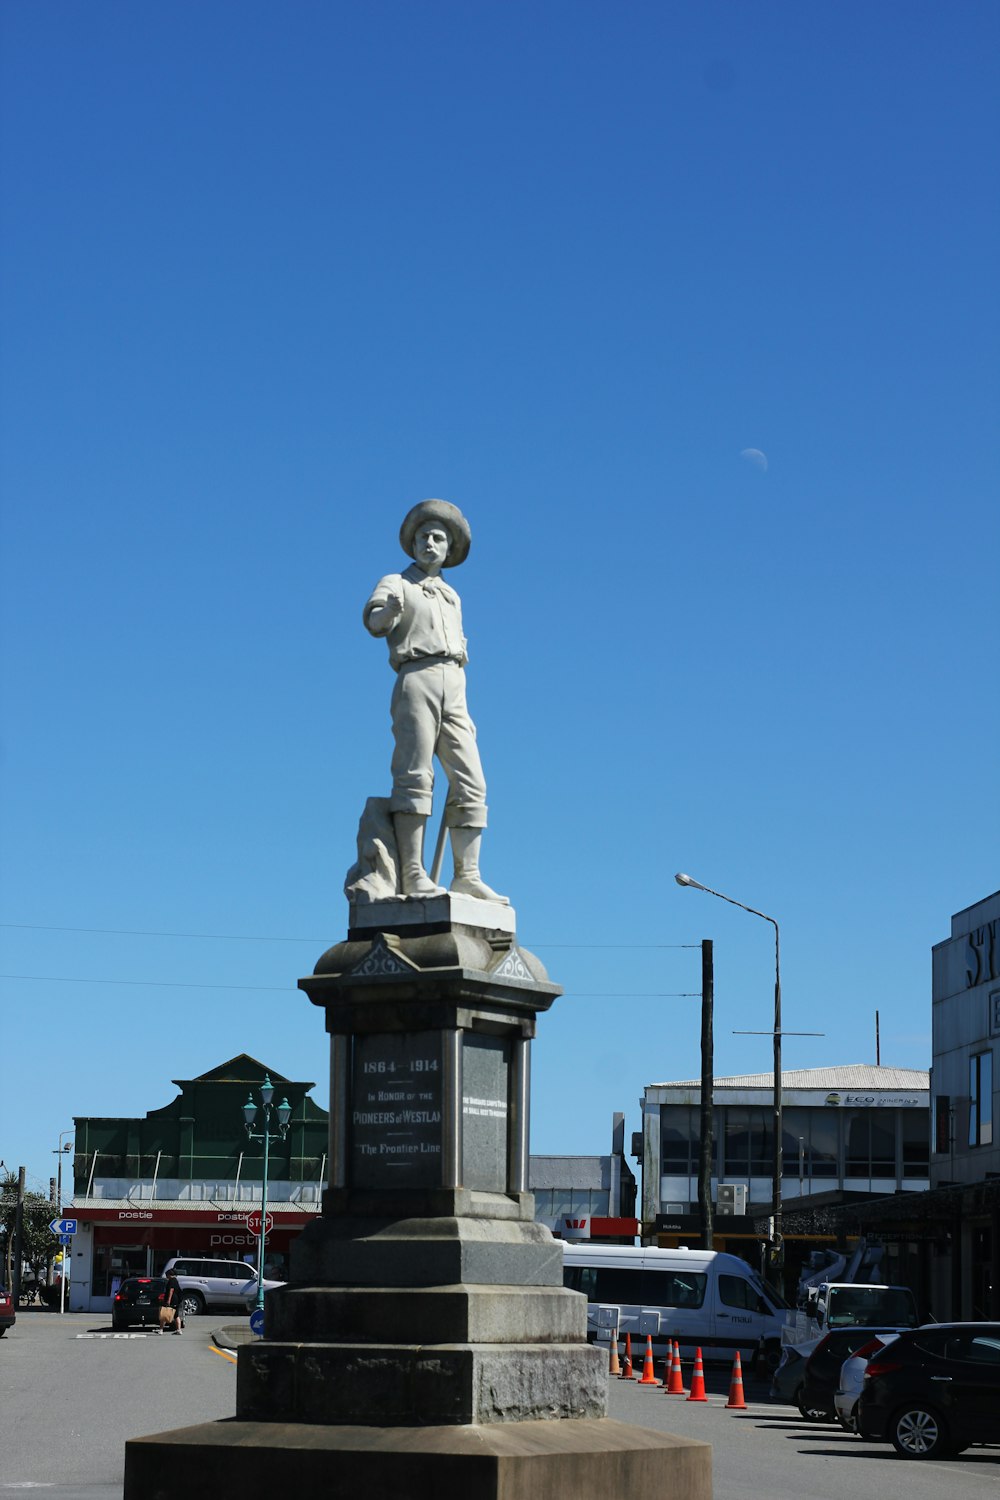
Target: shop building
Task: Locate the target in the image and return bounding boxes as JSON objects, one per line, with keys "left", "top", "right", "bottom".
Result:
{"left": 641, "top": 1064, "right": 929, "bottom": 1228}
{"left": 639, "top": 1064, "right": 929, "bottom": 1294}
{"left": 927, "top": 888, "right": 1000, "bottom": 1316}
{"left": 931, "top": 889, "right": 999, "bottom": 1184}
{"left": 846, "top": 890, "right": 1000, "bottom": 1320}
{"left": 67, "top": 1055, "right": 328, "bottom": 1313}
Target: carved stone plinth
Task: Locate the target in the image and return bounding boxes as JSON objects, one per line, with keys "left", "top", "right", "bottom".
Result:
{"left": 125, "top": 1418, "right": 712, "bottom": 1500}
{"left": 124, "top": 901, "right": 711, "bottom": 1499}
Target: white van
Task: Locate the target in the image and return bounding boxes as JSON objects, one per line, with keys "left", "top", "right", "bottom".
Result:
{"left": 562, "top": 1243, "right": 788, "bottom": 1367}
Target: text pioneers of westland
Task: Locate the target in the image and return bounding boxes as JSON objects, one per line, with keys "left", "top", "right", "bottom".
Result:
{"left": 350, "top": 1032, "right": 443, "bottom": 1187}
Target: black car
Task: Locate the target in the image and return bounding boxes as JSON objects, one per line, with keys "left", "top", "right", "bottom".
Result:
{"left": 111, "top": 1276, "right": 168, "bottom": 1330}
{"left": 857, "top": 1322, "right": 1000, "bottom": 1458}
{"left": 770, "top": 1343, "right": 811, "bottom": 1411}
{"left": 799, "top": 1326, "right": 909, "bottom": 1422}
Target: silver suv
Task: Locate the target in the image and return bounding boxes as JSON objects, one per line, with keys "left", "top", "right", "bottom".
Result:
{"left": 161, "top": 1257, "right": 284, "bottom": 1317}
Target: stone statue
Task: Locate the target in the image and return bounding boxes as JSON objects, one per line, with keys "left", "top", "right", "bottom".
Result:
{"left": 356, "top": 500, "right": 507, "bottom": 905}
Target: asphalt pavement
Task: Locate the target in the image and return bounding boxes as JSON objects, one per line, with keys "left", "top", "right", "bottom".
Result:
{"left": 4, "top": 1310, "right": 999, "bottom": 1499}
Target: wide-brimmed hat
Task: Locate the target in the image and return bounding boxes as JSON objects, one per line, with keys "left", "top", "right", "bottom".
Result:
{"left": 399, "top": 499, "right": 471, "bottom": 568}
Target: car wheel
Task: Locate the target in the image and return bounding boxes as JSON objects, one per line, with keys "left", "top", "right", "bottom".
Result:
{"left": 890, "top": 1404, "right": 949, "bottom": 1459}
{"left": 179, "top": 1290, "right": 204, "bottom": 1317}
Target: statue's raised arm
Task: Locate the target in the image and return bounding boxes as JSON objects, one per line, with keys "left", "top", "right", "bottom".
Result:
{"left": 349, "top": 500, "right": 507, "bottom": 907}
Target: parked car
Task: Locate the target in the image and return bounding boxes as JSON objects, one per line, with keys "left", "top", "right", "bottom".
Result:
{"left": 835, "top": 1332, "right": 899, "bottom": 1431}
{"left": 161, "top": 1257, "right": 284, "bottom": 1317}
{"left": 112, "top": 1276, "right": 168, "bottom": 1330}
{"left": 0, "top": 1284, "right": 15, "bottom": 1336}
{"left": 771, "top": 1325, "right": 906, "bottom": 1419}
{"left": 857, "top": 1322, "right": 1000, "bottom": 1458}
{"left": 771, "top": 1342, "right": 813, "bottom": 1410}
{"left": 799, "top": 1326, "right": 910, "bottom": 1422}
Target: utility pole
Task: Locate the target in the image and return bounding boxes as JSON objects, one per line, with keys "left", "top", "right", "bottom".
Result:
{"left": 12, "top": 1167, "right": 26, "bottom": 1307}
{"left": 698, "top": 939, "right": 714, "bottom": 1251}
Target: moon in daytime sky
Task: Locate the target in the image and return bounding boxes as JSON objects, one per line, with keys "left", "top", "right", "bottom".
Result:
{"left": 740, "top": 447, "right": 768, "bottom": 472}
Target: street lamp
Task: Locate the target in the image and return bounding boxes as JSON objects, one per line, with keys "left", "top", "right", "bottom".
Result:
{"left": 242, "top": 1076, "right": 292, "bottom": 1315}
{"left": 675, "top": 872, "right": 785, "bottom": 1283}
{"left": 54, "top": 1131, "right": 73, "bottom": 1212}
{"left": 53, "top": 1130, "right": 73, "bottom": 1315}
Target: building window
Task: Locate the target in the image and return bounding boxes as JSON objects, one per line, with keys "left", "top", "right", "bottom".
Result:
{"left": 969, "top": 1051, "right": 993, "bottom": 1147}
{"left": 901, "top": 1108, "right": 929, "bottom": 1177}
{"left": 807, "top": 1111, "right": 839, "bottom": 1177}
{"left": 845, "top": 1112, "right": 895, "bottom": 1179}
{"left": 723, "top": 1107, "right": 771, "bottom": 1178}
{"left": 660, "top": 1107, "right": 717, "bottom": 1176}
{"left": 780, "top": 1109, "right": 838, "bottom": 1179}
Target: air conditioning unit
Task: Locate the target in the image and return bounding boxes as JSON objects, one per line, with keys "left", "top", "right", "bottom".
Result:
{"left": 717, "top": 1183, "right": 747, "bottom": 1216}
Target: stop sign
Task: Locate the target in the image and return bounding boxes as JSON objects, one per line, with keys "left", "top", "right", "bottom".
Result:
{"left": 245, "top": 1210, "right": 273, "bottom": 1238}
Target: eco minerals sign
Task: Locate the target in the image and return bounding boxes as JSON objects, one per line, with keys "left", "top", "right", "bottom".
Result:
{"left": 824, "top": 1092, "right": 922, "bottom": 1107}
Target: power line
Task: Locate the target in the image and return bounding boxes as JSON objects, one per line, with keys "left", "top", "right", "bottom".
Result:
{"left": 0, "top": 972, "right": 699, "bottom": 999}
{"left": 0, "top": 973, "right": 294, "bottom": 993}
{"left": 0, "top": 922, "right": 322, "bottom": 944}
{"left": 0, "top": 922, "right": 699, "bottom": 951}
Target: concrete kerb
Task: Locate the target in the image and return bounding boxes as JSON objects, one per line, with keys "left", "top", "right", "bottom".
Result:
{"left": 213, "top": 1323, "right": 255, "bottom": 1351}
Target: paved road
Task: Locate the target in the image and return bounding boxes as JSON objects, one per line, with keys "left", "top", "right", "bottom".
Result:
{"left": 0, "top": 1310, "right": 236, "bottom": 1499}
{"left": 607, "top": 1359, "right": 1000, "bottom": 1500}
{"left": 4, "top": 1312, "right": 999, "bottom": 1498}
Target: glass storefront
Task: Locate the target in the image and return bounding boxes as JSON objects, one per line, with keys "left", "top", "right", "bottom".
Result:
{"left": 658, "top": 1102, "right": 929, "bottom": 1191}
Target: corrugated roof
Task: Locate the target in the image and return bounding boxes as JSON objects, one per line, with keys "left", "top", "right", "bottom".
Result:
{"left": 647, "top": 1064, "right": 928, "bottom": 1090}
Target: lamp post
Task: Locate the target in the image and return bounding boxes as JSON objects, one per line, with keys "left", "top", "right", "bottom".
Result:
{"left": 242, "top": 1076, "right": 292, "bottom": 1315}
{"left": 53, "top": 1131, "right": 73, "bottom": 1315}
{"left": 675, "top": 872, "right": 785, "bottom": 1285}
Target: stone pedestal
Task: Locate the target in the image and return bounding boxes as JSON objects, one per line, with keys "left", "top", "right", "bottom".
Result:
{"left": 123, "top": 897, "right": 711, "bottom": 1498}
{"left": 124, "top": 1419, "right": 712, "bottom": 1500}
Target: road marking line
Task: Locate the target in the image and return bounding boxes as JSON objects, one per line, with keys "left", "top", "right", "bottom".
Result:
{"left": 74, "top": 1332, "right": 147, "bottom": 1339}
{"left": 211, "top": 1345, "right": 238, "bottom": 1364}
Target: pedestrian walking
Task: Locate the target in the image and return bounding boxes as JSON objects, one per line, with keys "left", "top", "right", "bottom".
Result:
{"left": 162, "top": 1269, "right": 184, "bottom": 1335}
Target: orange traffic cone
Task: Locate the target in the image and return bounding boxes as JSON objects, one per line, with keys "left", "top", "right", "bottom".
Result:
{"left": 637, "top": 1334, "right": 662, "bottom": 1386}
{"left": 620, "top": 1332, "right": 635, "bottom": 1379}
{"left": 686, "top": 1346, "right": 708, "bottom": 1402}
{"left": 665, "top": 1339, "right": 686, "bottom": 1395}
{"left": 726, "top": 1350, "right": 747, "bottom": 1409}
{"left": 608, "top": 1329, "right": 621, "bottom": 1377}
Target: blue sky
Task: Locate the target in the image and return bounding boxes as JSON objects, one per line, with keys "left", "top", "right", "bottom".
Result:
{"left": 2, "top": 1, "right": 997, "bottom": 1198}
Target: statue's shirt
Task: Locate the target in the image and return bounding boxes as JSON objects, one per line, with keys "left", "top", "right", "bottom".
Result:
{"left": 364, "top": 563, "right": 469, "bottom": 672}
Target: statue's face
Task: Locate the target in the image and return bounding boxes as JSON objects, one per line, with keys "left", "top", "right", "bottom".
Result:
{"left": 414, "top": 522, "right": 450, "bottom": 572}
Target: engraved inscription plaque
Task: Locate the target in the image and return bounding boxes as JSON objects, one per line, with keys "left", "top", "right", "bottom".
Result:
{"left": 351, "top": 1031, "right": 443, "bottom": 1188}
{"left": 462, "top": 1034, "right": 509, "bottom": 1192}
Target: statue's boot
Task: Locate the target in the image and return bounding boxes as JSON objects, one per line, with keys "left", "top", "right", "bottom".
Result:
{"left": 393, "top": 812, "right": 447, "bottom": 898}
{"left": 449, "top": 826, "right": 509, "bottom": 903}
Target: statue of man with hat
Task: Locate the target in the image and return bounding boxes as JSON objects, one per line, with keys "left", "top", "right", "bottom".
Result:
{"left": 362, "top": 500, "right": 507, "bottom": 904}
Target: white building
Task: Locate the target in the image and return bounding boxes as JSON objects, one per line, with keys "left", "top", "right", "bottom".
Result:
{"left": 641, "top": 1064, "right": 929, "bottom": 1229}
